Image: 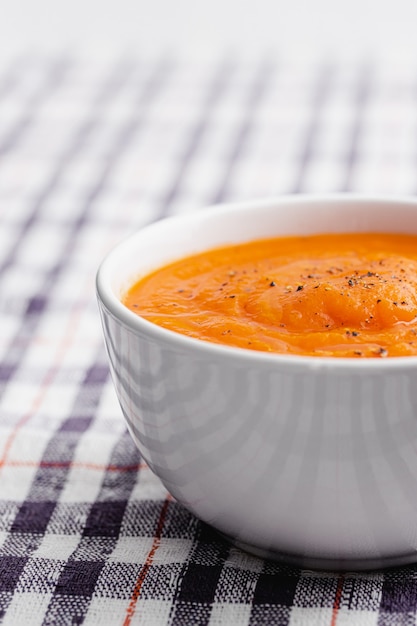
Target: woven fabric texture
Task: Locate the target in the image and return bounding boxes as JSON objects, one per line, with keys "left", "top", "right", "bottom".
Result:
{"left": 1, "top": 53, "right": 417, "bottom": 625}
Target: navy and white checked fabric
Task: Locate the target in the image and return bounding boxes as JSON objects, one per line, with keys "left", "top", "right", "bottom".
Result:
{"left": 1, "top": 52, "right": 417, "bottom": 625}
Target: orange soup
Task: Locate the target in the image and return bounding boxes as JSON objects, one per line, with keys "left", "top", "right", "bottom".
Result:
{"left": 123, "top": 233, "right": 417, "bottom": 357}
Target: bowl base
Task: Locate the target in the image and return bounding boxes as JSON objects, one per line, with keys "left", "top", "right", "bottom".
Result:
{"left": 219, "top": 533, "right": 417, "bottom": 572}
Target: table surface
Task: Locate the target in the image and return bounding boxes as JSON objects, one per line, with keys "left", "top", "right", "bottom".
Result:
{"left": 1, "top": 53, "right": 417, "bottom": 626}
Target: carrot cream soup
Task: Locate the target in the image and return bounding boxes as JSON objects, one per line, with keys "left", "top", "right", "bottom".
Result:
{"left": 123, "top": 233, "right": 417, "bottom": 358}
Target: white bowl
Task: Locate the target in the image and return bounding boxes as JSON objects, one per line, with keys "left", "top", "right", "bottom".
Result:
{"left": 96, "top": 195, "right": 417, "bottom": 570}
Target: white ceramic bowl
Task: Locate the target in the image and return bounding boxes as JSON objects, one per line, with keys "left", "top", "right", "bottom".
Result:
{"left": 96, "top": 195, "right": 417, "bottom": 570}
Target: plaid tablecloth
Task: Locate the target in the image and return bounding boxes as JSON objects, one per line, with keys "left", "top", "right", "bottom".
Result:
{"left": 1, "top": 52, "right": 417, "bottom": 625}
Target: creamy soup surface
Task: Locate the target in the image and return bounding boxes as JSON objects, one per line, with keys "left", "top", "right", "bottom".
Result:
{"left": 123, "top": 233, "right": 417, "bottom": 358}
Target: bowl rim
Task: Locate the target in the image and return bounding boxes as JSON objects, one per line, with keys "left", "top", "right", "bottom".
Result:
{"left": 96, "top": 193, "right": 417, "bottom": 372}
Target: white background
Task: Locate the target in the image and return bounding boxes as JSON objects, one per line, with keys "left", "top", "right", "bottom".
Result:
{"left": 2, "top": 0, "right": 417, "bottom": 61}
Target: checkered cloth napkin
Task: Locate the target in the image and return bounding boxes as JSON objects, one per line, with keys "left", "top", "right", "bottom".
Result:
{"left": 1, "top": 52, "right": 417, "bottom": 625}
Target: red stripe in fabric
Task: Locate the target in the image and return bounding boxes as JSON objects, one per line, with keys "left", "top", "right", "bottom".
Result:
{"left": 330, "top": 575, "right": 344, "bottom": 626}
{"left": 123, "top": 496, "right": 171, "bottom": 626}
{"left": 0, "top": 238, "right": 117, "bottom": 470}
{"left": 5, "top": 460, "right": 147, "bottom": 471}
{"left": 0, "top": 296, "right": 87, "bottom": 469}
